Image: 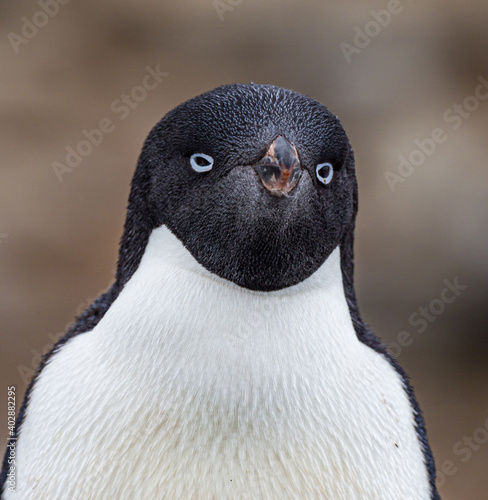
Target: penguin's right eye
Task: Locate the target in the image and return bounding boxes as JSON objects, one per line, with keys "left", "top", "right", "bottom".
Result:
{"left": 190, "top": 153, "right": 214, "bottom": 173}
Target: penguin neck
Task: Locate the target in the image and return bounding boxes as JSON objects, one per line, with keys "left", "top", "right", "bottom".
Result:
{"left": 99, "top": 224, "right": 360, "bottom": 386}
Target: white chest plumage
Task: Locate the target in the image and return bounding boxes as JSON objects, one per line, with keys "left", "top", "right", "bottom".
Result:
{"left": 9, "top": 226, "right": 430, "bottom": 500}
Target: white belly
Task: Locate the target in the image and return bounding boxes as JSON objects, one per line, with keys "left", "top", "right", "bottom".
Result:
{"left": 8, "top": 226, "right": 431, "bottom": 499}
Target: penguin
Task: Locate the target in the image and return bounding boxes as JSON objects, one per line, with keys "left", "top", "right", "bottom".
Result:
{"left": 1, "top": 83, "right": 440, "bottom": 499}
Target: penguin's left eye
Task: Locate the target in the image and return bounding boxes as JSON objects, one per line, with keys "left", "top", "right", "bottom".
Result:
{"left": 190, "top": 153, "right": 214, "bottom": 173}
{"left": 316, "top": 162, "right": 334, "bottom": 185}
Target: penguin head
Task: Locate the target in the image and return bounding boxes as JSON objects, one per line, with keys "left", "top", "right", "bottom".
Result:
{"left": 121, "top": 84, "right": 357, "bottom": 291}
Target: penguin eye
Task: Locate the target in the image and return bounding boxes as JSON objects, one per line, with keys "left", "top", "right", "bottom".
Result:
{"left": 316, "top": 162, "right": 334, "bottom": 185}
{"left": 190, "top": 153, "right": 214, "bottom": 173}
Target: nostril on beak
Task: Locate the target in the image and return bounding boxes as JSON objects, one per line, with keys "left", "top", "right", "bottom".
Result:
{"left": 253, "top": 136, "right": 302, "bottom": 195}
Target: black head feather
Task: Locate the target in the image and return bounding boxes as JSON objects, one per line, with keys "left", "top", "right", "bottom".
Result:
{"left": 118, "top": 83, "right": 356, "bottom": 291}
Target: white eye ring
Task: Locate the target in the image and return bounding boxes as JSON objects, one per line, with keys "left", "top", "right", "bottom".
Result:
{"left": 190, "top": 153, "right": 214, "bottom": 173}
{"left": 316, "top": 162, "right": 334, "bottom": 185}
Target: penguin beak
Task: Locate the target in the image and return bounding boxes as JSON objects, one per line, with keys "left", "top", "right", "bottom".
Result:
{"left": 253, "top": 136, "right": 302, "bottom": 196}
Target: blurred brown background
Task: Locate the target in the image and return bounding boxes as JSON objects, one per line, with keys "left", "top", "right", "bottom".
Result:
{"left": 1, "top": 1, "right": 487, "bottom": 498}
